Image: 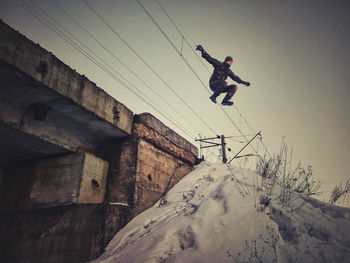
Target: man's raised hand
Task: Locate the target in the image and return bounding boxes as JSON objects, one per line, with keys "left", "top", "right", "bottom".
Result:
{"left": 243, "top": 81, "right": 250, "bottom": 87}
{"left": 196, "top": 45, "right": 204, "bottom": 52}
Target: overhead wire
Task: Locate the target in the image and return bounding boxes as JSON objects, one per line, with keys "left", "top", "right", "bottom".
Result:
{"left": 136, "top": 0, "right": 211, "bottom": 95}
{"left": 15, "top": 0, "right": 195, "bottom": 140}
{"left": 156, "top": 0, "right": 272, "bottom": 159}
{"left": 19, "top": 0, "right": 272, "bottom": 159}
{"left": 156, "top": 0, "right": 212, "bottom": 75}
{"left": 233, "top": 104, "right": 271, "bottom": 158}
{"left": 136, "top": 0, "right": 261, "bottom": 157}
{"left": 83, "top": 0, "right": 218, "bottom": 137}
{"left": 29, "top": 0, "right": 148, "bottom": 97}
{"left": 51, "top": 0, "right": 202, "bottom": 136}
{"left": 29, "top": 0, "right": 196, "bottom": 139}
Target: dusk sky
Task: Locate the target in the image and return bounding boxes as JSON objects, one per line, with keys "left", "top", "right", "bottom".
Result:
{"left": 0, "top": 0, "right": 349, "bottom": 202}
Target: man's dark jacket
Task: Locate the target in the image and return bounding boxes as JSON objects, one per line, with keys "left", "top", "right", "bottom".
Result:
{"left": 201, "top": 51, "right": 245, "bottom": 87}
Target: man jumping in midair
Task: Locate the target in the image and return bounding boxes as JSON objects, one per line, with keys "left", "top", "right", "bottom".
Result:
{"left": 196, "top": 45, "right": 250, "bottom": 106}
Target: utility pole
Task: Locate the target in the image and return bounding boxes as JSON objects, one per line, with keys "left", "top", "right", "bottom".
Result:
{"left": 196, "top": 132, "right": 261, "bottom": 164}
{"left": 195, "top": 135, "right": 231, "bottom": 164}
{"left": 221, "top": 135, "right": 227, "bottom": 163}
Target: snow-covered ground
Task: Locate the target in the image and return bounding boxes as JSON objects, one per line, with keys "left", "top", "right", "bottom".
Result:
{"left": 92, "top": 162, "right": 350, "bottom": 263}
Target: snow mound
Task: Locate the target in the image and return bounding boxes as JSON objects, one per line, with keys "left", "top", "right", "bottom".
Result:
{"left": 92, "top": 162, "right": 350, "bottom": 263}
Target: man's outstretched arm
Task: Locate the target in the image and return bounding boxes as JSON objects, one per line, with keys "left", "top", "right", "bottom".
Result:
{"left": 196, "top": 45, "right": 221, "bottom": 67}
{"left": 229, "top": 70, "right": 250, "bottom": 86}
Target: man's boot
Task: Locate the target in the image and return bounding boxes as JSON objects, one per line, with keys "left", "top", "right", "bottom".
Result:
{"left": 221, "top": 100, "right": 234, "bottom": 106}
{"left": 221, "top": 98, "right": 234, "bottom": 106}
{"left": 221, "top": 92, "right": 234, "bottom": 106}
{"left": 209, "top": 89, "right": 222, "bottom": 104}
{"left": 209, "top": 94, "right": 217, "bottom": 103}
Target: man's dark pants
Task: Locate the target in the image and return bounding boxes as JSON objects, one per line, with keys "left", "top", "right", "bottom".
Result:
{"left": 210, "top": 80, "right": 237, "bottom": 101}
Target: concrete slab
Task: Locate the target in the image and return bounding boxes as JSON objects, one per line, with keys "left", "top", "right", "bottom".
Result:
{"left": 0, "top": 19, "right": 133, "bottom": 138}
{"left": 0, "top": 60, "right": 129, "bottom": 159}
{"left": 0, "top": 120, "right": 70, "bottom": 165}
{"left": 0, "top": 152, "right": 108, "bottom": 213}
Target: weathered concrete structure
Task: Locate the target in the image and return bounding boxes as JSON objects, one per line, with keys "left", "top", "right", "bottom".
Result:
{"left": 1, "top": 153, "right": 109, "bottom": 213}
{"left": 0, "top": 20, "right": 198, "bottom": 262}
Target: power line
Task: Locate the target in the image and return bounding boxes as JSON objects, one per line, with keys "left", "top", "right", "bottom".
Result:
{"left": 136, "top": 0, "right": 211, "bottom": 95}
{"left": 156, "top": 0, "right": 212, "bottom": 75}
{"left": 220, "top": 107, "right": 260, "bottom": 155}
{"left": 83, "top": 0, "right": 218, "bottom": 137}
{"left": 27, "top": 0, "right": 195, "bottom": 139}
{"left": 157, "top": 2, "right": 258, "bottom": 137}
{"left": 228, "top": 131, "right": 261, "bottom": 164}
{"left": 233, "top": 104, "right": 271, "bottom": 158}
{"left": 51, "top": 0, "right": 202, "bottom": 136}
{"left": 155, "top": 0, "right": 272, "bottom": 159}
{"left": 226, "top": 134, "right": 256, "bottom": 139}
{"left": 136, "top": 0, "right": 261, "bottom": 157}
{"left": 30, "top": 0, "right": 150, "bottom": 100}
{"left": 16, "top": 0, "right": 195, "bottom": 140}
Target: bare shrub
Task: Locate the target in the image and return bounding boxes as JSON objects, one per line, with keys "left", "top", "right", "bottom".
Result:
{"left": 256, "top": 154, "right": 282, "bottom": 196}
{"left": 256, "top": 138, "right": 321, "bottom": 209}
{"left": 279, "top": 162, "right": 321, "bottom": 209}
{"left": 329, "top": 180, "right": 350, "bottom": 204}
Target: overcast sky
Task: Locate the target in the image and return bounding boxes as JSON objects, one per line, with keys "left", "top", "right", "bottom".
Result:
{"left": 0, "top": 0, "right": 349, "bottom": 202}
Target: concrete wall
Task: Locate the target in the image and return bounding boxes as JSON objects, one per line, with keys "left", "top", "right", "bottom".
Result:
{"left": 0, "top": 123, "right": 196, "bottom": 262}
{"left": 0, "top": 204, "right": 106, "bottom": 263}
{"left": 0, "top": 167, "right": 2, "bottom": 197}
{"left": 0, "top": 153, "right": 108, "bottom": 213}
{"left": 0, "top": 152, "right": 109, "bottom": 263}
{"left": 101, "top": 115, "right": 196, "bottom": 245}
{"left": 134, "top": 138, "right": 192, "bottom": 213}
{"left": 0, "top": 20, "right": 198, "bottom": 263}
{"left": 134, "top": 113, "right": 198, "bottom": 156}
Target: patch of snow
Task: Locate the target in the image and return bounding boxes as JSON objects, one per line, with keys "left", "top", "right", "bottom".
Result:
{"left": 92, "top": 162, "right": 350, "bottom": 263}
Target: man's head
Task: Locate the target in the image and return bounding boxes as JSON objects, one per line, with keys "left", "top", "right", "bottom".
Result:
{"left": 224, "top": 56, "right": 233, "bottom": 66}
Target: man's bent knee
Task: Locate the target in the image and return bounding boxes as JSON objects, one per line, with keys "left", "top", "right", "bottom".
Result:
{"left": 228, "top": 84, "right": 237, "bottom": 92}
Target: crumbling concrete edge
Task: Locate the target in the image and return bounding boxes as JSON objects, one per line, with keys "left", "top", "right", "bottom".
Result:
{"left": 133, "top": 123, "right": 196, "bottom": 165}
